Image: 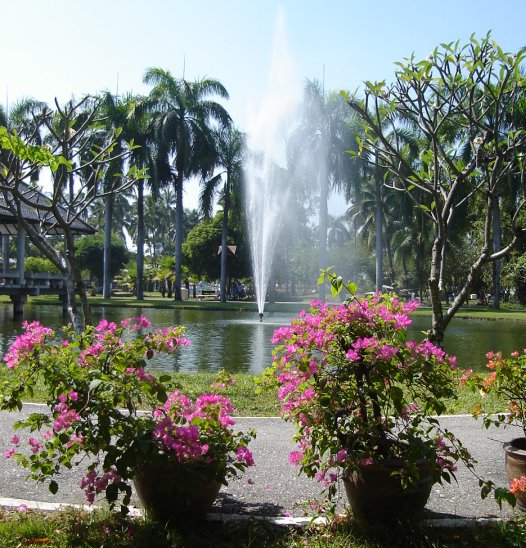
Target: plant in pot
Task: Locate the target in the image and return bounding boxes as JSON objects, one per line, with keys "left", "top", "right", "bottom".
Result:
{"left": 261, "top": 270, "right": 476, "bottom": 522}
{"left": 463, "top": 349, "right": 526, "bottom": 509}
{"left": 1, "top": 316, "right": 255, "bottom": 521}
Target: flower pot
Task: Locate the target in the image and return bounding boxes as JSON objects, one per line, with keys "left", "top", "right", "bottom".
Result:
{"left": 343, "top": 459, "right": 434, "bottom": 522}
{"left": 134, "top": 456, "right": 222, "bottom": 524}
{"left": 504, "top": 437, "right": 526, "bottom": 510}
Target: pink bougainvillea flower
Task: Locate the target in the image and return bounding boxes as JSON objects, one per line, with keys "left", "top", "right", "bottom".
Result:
{"left": 288, "top": 451, "right": 303, "bottom": 465}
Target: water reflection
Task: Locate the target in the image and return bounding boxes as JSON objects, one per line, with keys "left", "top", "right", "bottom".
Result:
{"left": 0, "top": 304, "right": 524, "bottom": 374}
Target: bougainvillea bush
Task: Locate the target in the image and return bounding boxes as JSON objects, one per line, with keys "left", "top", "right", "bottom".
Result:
{"left": 464, "top": 349, "right": 526, "bottom": 435}
{"left": 1, "top": 317, "right": 254, "bottom": 513}
{"left": 262, "top": 271, "right": 477, "bottom": 506}
{"left": 463, "top": 349, "right": 526, "bottom": 505}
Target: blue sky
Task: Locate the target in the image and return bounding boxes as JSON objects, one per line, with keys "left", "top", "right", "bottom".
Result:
{"left": 2, "top": 0, "right": 526, "bottom": 209}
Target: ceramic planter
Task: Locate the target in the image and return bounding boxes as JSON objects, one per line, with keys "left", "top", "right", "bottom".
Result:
{"left": 504, "top": 437, "right": 526, "bottom": 510}
{"left": 343, "top": 458, "right": 434, "bottom": 522}
{"left": 134, "top": 456, "right": 222, "bottom": 524}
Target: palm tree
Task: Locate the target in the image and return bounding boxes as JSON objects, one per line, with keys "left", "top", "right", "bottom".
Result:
{"left": 327, "top": 214, "right": 350, "bottom": 250}
{"left": 143, "top": 69, "right": 231, "bottom": 300}
{"left": 347, "top": 175, "right": 406, "bottom": 286}
{"left": 122, "top": 95, "right": 157, "bottom": 300}
{"left": 97, "top": 93, "right": 130, "bottom": 298}
{"left": 88, "top": 191, "right": 134, "bottom": 246}
{"left": 293, "top": 80, "right": 357, "bottom": 301}
{"left": 200, "top": 127, "right": 246, "bottom": 302}
{"left": 143, "top": 187, "right": 176, "bottom": 259}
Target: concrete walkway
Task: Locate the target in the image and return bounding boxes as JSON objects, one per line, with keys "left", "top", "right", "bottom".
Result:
{"left": 0, "top": 405, "right": 521, "bottom": 522}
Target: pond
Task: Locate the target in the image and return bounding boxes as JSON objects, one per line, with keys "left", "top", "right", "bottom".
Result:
{"left": 0, "top": 304, "right": 524, "bottom": 374}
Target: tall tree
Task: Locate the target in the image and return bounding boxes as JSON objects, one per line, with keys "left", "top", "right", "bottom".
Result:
{"left": 294, "top": 80, "right": 357, "bottom": 301}
{"left": 142, "top": 187, "right": 180, "bottom": 260}
{"left": 347, "top": 35, "right": 526, "bottom": 344}
{"left": 143, "top": 69, "right": 231, "bottom": 300}
{"left": 200, "top": 127, "right": 246, "bottom": 302}
{"left": 123, "top": 95, "right": 156, "bottom": 300}
{"left": 98, "top": 93, "right": 128, "bottom": 299}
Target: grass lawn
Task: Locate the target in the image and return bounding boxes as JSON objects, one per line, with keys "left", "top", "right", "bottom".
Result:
{"left": 0, "top": 506, "right": 525, "bottom": 547}
{"left": 0, "top": 369, "right": 507, "bottom": 418}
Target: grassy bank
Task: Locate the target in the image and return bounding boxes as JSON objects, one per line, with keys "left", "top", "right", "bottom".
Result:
{"left": 24, "top": 293, "right": 309, "bottom": 314}
{"left": 8, "top": 293, "right": 526, "bottom": 321}
{"left": 0, "top": 506, "right": 524, "bottom": 547}
{"left": 1, "top": 371, "right": 506, "bottom": 418}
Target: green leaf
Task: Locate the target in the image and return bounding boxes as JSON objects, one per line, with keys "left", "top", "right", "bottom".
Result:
{"left": 49, "top": 480, "right": 58, "bottom": 494}
{"left": 330, "top": 276, "right": 343, "bottom": 296}
{"left": 347, "top": 282, "right": 357, "bottom": 295}
{"left": 390, "top": 386, "right": 404, "bottom": 405}
{"left": 89, "top": 379, "right": 102, "bottom": 391}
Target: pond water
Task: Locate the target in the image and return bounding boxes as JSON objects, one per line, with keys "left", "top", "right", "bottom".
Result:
{"left": 0, "top": 304, "right": 524, "bottom": 374}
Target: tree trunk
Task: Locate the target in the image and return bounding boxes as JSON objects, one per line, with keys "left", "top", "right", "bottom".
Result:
{"left": 318, "top": 166, "right": 329, "bottom": 302}
{"left": 385, "top": 233, "right": 395, "bottom": 286}
{"left": 64, "top": 230, "right": 92, "bottom": 329}
{"left": 428, "top": 230, "right": 445, "bottom": 345}
{"left": 102, "top": 193, "right": 114, "bottom": 299}
{"left": 173, "top": 174, "right": 184, "bottom": 301}
{"left": 375, "top": 159, "right": 383, "bottom": 292}
{"left": 492, "top": 196, "right": 501, "bottom": 310}
{"left": 220, "top": 185, "right": 229, "bottom": 303}
{"left": 136, "top": 179, "right": 145, "bottom": 300}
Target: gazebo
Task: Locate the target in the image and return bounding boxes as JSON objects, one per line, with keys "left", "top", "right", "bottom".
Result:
{"left": 0, "top": 185, "right": 96, "bottom": 317}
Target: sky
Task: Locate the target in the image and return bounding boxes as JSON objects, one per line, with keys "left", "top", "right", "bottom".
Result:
{"left": 2, "top": 0, "right": 526, "bottom": 210}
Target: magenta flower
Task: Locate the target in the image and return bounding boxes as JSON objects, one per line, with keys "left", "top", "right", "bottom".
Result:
{"left": 288, "top": 451, "right": 303, "bottom": 465}
{"left": 236, "top": 446, "right": 255, "bottom": 467}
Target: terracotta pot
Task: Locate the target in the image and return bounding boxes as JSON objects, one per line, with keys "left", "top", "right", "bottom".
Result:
{"left": 343, "top": 459, "right": 434, "bottom": 522}
{"left": 134, "top": 457, "right": 222, "bottom": 524}
{"left": 503, "top": 437, "right": 526, "bottom": 510}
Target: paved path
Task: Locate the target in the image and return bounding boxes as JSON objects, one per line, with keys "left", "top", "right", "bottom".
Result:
{"left": 0, "top": 405, "right": 520, "bottom": 520}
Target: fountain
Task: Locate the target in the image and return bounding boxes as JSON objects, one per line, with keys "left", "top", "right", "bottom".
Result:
{"left": 244, "top": 10, "right": 301, "bottom": 318}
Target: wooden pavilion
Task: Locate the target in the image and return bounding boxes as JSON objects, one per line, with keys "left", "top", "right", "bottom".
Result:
{"left": 0, "top": 185, "right": 96, "bottom": 317}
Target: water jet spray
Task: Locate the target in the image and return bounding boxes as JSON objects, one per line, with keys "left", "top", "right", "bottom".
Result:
{"left": 244, "top": 13, "right": 301, "bottom": 317}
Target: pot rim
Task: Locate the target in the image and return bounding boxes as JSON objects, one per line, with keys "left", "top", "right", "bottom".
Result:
{"left": 503, "top": 437, "right": 526, "bottom": 455}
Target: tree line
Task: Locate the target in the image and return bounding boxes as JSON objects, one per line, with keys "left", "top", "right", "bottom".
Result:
{"left": 1, "top": 33, "right": 525, "bottom": 344}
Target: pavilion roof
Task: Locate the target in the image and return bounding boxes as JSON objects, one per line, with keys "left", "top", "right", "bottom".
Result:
{"left": 0, "top": 185, "right": 96, "bottom": 236}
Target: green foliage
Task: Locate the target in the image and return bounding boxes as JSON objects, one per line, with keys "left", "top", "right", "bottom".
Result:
{"left": 183, "top": 212, "right": 251, "bottom": 281}
{"left": 183, "top": 216, "right": 222, "bottom": 280}
{"left": 506, "top": 253, "right": 526, "bottom": 305}
{"left": 318, "top": 267, "right": 357, "bottom": 297}
{"left": 24, "top": 257, "right": 60, "bottom": 273}
{"left": 75, "top": 233, "right": 129, "bottom": 284}
{"left": 0, "top": 126, "right": 71, "bottom": 174}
